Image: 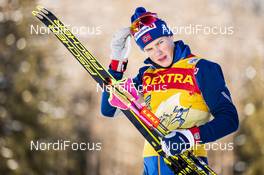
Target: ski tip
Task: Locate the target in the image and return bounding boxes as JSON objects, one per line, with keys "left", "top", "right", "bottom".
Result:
{"left": 36, "top": 5, "right": 49, "bottom": 15}
{"left": 32, "top": 5, "right": 49, "bottom": 19}
{"left": 31, "top": 10, "right": 44, "bottom": 20}
{"left": 36, "top": 5, "right": 44, "bottom": 11}
{"left": 32, "top": 10, "right": 38, "bottom": 16}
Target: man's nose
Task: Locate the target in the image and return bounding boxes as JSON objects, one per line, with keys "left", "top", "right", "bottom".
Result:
{"left": 154, "top": 46, "right": 162, "bottom": 56}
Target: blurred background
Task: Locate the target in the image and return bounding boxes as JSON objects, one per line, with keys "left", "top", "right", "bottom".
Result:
{"left": 0, "top": 0, "right": 263, "bottom": 174}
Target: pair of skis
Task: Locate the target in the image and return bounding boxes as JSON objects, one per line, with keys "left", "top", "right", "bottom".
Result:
{"left": 32, "top": 6, "right": 217, "bottom": 175}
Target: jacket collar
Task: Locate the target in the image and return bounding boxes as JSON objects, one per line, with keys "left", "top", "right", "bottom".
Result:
{"left": 143, "top": 40, "right": 191, "bottom": 69}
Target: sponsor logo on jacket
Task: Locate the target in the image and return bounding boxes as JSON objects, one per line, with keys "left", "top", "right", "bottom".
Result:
{"left": 142, "top": 67, "right": 200, "bottom": 93}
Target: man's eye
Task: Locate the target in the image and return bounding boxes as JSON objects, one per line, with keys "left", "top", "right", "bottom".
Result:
{"left": 159, "top": 40, "right": 164, "bottom": 44}
{"left": 146, "top": 48, "right": 153, "bottom": 52}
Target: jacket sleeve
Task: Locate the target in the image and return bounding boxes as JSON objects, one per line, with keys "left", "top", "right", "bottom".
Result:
{"left": 100, "top": 66, "right": 148, "bottom": 117}
{"left": 132, "top": 66, "right": 149, "bottom": 91}
{"left": 100, "top": 69, "right": 123, "bottom": 117}
{"left": 195, "top": 59, "right": 239, "bottom": 143}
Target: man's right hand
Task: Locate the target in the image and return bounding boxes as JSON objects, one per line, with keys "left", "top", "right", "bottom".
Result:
{"left": 109, "top": 27, "right": 131, "bottom": 72}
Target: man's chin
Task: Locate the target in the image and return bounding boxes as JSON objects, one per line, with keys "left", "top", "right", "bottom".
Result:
{"left": 158, "top": 60, "right": 173, "bottom": 68}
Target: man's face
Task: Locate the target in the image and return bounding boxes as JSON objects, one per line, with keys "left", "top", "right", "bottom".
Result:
{"left": 143, "top": 36, "right": 174, "bottom": 67}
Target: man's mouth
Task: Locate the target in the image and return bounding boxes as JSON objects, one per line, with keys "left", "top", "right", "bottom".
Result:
{"left": 158, "top": 56, "right": 167, "bottom": 62}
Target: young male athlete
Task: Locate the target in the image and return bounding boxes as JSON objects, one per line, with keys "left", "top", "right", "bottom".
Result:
{"left": 101, "top": 7, "right": 239, "bottom": 175}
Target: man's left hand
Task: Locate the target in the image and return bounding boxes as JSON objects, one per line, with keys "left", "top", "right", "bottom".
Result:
{"left": 161, "top": 127, "right": 201, "bottom": 156}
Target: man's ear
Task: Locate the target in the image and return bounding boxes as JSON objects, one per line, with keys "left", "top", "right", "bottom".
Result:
{"left": 169, "top": 36, "right": 175, "bottom": 47}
